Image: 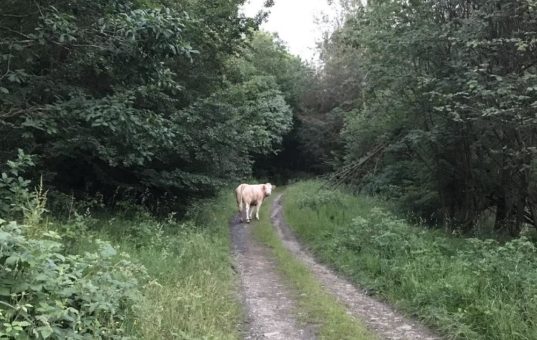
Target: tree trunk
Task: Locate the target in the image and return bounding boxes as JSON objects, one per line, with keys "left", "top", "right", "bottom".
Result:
{"left": 494, "top": 193, "right": 523, "bottom": 237}
{"left": 494, "top": 193, "right": 508, "bottom": 234}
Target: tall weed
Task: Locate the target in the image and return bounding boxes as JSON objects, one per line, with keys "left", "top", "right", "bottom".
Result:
{"left": 0, "top": 150, "right": 35, "bottom": 219}
{"left": 91, "top": 191, "right": 241, "bottom": 339}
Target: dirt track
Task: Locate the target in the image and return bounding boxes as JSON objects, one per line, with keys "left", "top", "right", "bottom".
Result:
{"left": 230, "top": 193, "right": 440, "bottom": 340}
{"left": 230, "top": 214, "right": 315, "bottom": 339}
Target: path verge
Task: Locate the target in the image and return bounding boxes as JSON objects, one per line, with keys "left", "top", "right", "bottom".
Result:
{"left": 271, "top": 194, "right": 440, "bottom": 340}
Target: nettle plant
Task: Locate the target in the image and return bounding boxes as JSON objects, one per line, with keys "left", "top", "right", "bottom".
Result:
{"left": 0, "top": 220, "right": 147, "bottom": 339}
{"left": 0, "top": 152, "right": 147, "bottom": 338}
{"left": 0, "top": 150, "right": 35, "bottom": 219}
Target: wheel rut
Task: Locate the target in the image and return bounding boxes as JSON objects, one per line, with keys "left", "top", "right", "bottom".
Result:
{"left": 270, "top": 193, "right": 441, "bottom": 340}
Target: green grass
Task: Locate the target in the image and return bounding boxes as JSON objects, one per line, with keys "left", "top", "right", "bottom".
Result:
{"left": 283, "top": 180, "right": 537, "bottom": 340}
{"left": 252, "top": 191, "right": 374, "bottom": 340}
{"left": 70, "top": 191, "right": 242, "bottom": 339}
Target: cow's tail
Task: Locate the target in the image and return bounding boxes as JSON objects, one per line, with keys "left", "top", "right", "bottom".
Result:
{"left": 237, "top": 193, "right": 243, "bottom": 212}
{"left": 236, "top": 184, "right": 245, "bottom": 212}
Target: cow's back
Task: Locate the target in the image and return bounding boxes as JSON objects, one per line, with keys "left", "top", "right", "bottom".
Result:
{"left": 240, "top": 184, "right": 265, "bottom": 205}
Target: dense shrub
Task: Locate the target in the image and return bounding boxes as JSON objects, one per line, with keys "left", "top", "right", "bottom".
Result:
{"left": 0, "top": 220, "right": 146, "bottom": 339}
{"left": 0, "top": 150, "right": 35, "bottom": 219}
{"left": 0, "top": 152, "right": 146, "bottom": 339}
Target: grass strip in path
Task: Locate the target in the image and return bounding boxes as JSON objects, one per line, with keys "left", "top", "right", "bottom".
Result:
{"left": 230, "top": 212, "right": 313, "bottom": 339}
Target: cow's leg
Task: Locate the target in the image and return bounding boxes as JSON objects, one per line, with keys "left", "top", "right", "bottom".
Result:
{"left": 245, "top": 203, "right": 251, "bottom": 223}
{"left": 255, "top": 201, "right": 262, "bottom": 220}
{"left": 238, "top": 203, "right": 243, "bottom": 223}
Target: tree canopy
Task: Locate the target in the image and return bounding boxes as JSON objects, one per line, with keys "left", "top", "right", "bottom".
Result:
{"left": 297, "top": 0, "right": 537, "bottom": 236}
{"left": 0, "top": 0, "right": 301, "bottom": 211}
{"left": 3, "top": 0, "right": 537, "bottom": 236}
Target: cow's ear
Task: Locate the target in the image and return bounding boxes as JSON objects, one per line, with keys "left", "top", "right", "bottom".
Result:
{"left": 262, "top": 184, "right": 267, "bottom": 194}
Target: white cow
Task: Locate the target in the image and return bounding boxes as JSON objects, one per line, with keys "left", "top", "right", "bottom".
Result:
{"left": 235, "top": 183, "right": 274, "bottom": 223}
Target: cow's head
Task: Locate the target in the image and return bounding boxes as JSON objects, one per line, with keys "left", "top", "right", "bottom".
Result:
{"left": 263, "top": 183, "right": 274, "bottom": 196}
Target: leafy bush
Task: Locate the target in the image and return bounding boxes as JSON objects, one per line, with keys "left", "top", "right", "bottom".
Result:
{"left": 0, "top": 150, "right": 35, "bottom": 219}
{"left": 0, "top": 220, "right": 146, "bottom": 339}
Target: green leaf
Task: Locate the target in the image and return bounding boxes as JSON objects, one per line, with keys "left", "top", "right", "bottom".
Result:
{"left": 100, "top": 243, "right": 117, "bottom": 258}
{"left": 0, "top": 231, "right": 10, "bottom": 241}
{"left": 5, "top": 255, "right": 20, "bottom": 266}
{"left": 38, "top": 326, "right": 53, "bottom": 339}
